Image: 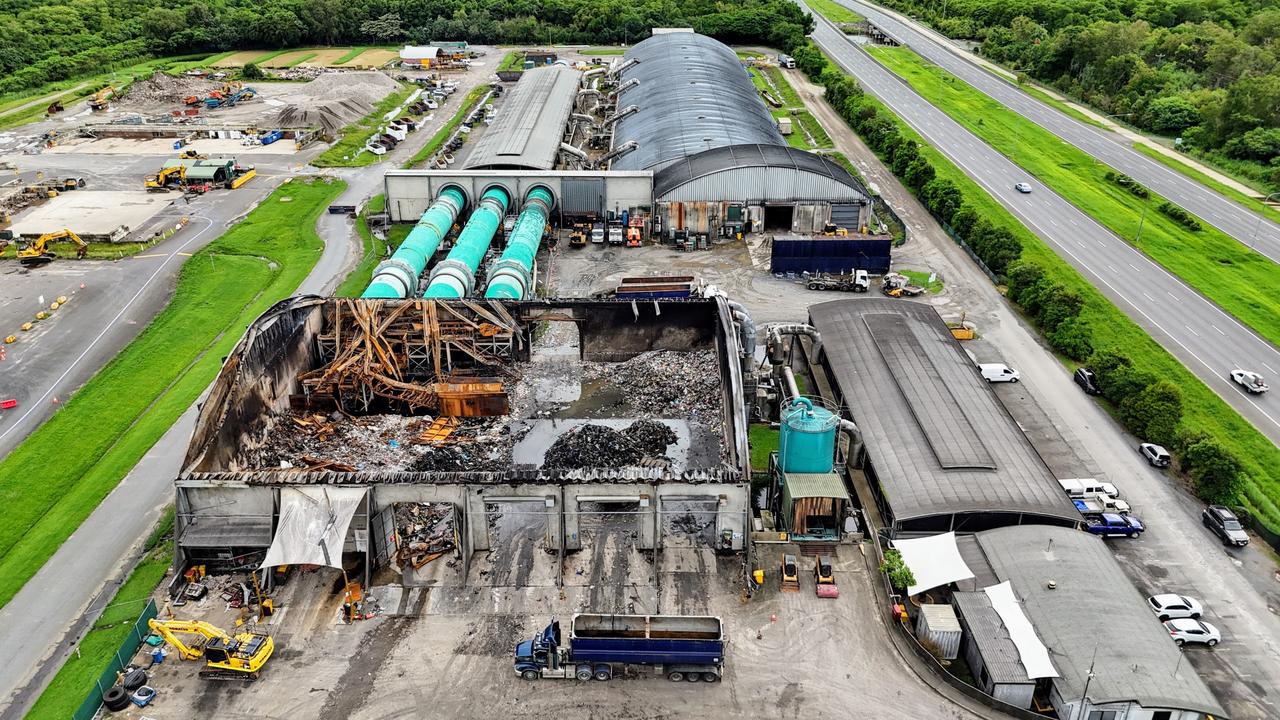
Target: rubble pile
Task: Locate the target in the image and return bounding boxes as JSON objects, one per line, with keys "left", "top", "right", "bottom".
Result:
{"left": 274, "top": 99, "right": 372, "bottom": 134}
{"left": 627, "top": 420, "right": 678, "bottom": 455}
{"left": 583, "top": 350, "right": 722, "bottom": 416}
{"left": 123, "top": 72, "right": 218, "bottom": 105}
{"left": 394, "top": 502, "right": 456, "bottom": 568}
{"left": 544, "top": 425, "right": 642, "bottom": 469}
{"left": 271, "top": 67, "right": 330, "bottom": 81}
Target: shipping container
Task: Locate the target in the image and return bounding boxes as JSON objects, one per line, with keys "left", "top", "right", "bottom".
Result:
{"left": 915, "top": 604, "right": 961, "bottom": 660}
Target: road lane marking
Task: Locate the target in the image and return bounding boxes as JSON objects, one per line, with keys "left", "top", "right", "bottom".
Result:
{"left": 1213, "top": 325, "right": 1225, "bottom": 336}
{"left": 1187, "top": 325, "right": 1200, "bottom": 337}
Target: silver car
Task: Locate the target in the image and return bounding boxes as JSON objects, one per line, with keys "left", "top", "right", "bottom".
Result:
{"left": 1014, "top": 182, "right": 1032, "bottom": 193}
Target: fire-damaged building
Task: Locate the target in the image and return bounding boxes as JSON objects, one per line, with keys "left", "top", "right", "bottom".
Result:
{"left": 173, "top": 296, "right": 751, "bottom": 599}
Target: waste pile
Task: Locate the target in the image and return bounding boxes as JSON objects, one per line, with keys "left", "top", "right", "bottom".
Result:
{"left": 542, "top": 421, "right": 677, "bottom": 470}
{"left": 394, "top": 502, "right": 456, "bottom": 568}
{"left": 122, "top": 72, "right": 217, "bottom": 106}
{"left": 627, "top": 419, "right": 678, "bottom": 455}
{"left": 582, "top": 350, "right": 722, "bottom": 416}
{"left": 273, "top": 71, "right": 397, "bottom": 133}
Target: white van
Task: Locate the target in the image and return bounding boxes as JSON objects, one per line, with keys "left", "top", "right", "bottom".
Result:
{"left": 979, "top": 363, "right": 1021, "bottom": 383}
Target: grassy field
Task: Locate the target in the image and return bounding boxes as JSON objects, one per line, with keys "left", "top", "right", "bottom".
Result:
{"left": 815, "top": 51, "right": 1280, "bottom": 529}
{"left": 0, "top": 178, "right": 345, "bottom": 609}
{"left": 497, "top": 51, "right": 525, "bottom": 72}
{"left": 867, "top": 45, "right": 1280, "bottom": 350}
{"left": 1131, "top": 143, "right": 1280, "bottom": 225}
{"left": 576, "top": 47, "right": 627, "bottom": 55}
{"left": 312, "top": 84, "right": 415, "bottom": 167}
{"left": 1019, "top": 84, "right": 1110, "bottom": 129}
{"left": 334, "top": 195, "right": 389, "bottom": 297}
{"left": 25, "top": 510, "right": 173, "bottom": 720}
{"left": 899, "top": 268, "right": 944, "bottom": 293}
{"left": 404, "top": 85, "right": 490, "bottom": 169}
{"left": 807, "top": 0, "right": 864, "bottom": 22}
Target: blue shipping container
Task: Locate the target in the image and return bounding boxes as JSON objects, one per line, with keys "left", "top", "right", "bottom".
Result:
{"left": 770, "top": 237, "right": 891, "bottom": 275}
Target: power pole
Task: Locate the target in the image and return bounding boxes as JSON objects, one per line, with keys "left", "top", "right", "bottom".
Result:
{"left": 1075, "top": 644, "right": 1099, "bottom": 720}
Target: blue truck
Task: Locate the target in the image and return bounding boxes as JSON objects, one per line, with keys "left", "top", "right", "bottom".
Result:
{"left": 1083, "top": 512, "right": 1145, "bottom": 538}
{"left": 514, "top": 613, "right": 724, "bottom": 682}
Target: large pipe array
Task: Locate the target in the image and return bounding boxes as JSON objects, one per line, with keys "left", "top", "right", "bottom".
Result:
{"left": 422, "top": 187, "right": 510, "bottom": 298}
{"left": 362, "top": 187, "right": 465, "bottom": 298}
{"left": 484, "top": 186, "right": 554, "bottom": 300}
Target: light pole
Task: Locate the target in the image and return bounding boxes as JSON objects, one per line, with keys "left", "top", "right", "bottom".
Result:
{"left": 1247, "top": 192, "right": 1280, "bottom": 251}
{"left": 1134, "top": 202, "right": 1148, "bottom": 246}
{"left": 1075, "top": 644, "right": 1099, "bottom": 720}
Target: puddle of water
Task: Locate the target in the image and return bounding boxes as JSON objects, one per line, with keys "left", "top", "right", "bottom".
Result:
{"left": 511, "top": 418, "right": 693, "bottom": 471}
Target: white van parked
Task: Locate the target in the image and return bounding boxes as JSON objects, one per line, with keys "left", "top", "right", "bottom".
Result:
{"left": 979, "top": 363, "right": 1021, "bottom": 383}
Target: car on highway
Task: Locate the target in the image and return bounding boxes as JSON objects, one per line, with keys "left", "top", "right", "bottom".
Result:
{"left": 979, "top": 363, "right": 1021, "bottom": 383}
{"left": 1147, "top": 594, "right": 1203, "bottom": 621}
{"left": 1014, "top": 182, "right": 1032, "bottom": 193}
{"left": 1139, "top": 442, "right": 1171, "bottom": 468}
{"left": 1202, "top": 505, "right": 1249, "bottom": 547}
{"left": 1164, "top": 618, "right": 1221, "bottom": 647}
{"left": 1073, "top": 367, "right": 1100, "bottom": 395}
{"left": 1229, "top": 369, "right": 1269, "bottom": 393}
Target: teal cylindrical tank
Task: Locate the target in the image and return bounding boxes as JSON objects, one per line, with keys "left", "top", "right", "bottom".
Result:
{"left": 779, "top": 397, "right": 838, "bottom": 473}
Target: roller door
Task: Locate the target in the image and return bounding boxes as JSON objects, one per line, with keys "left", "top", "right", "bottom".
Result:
{"left": 561, "top": 178, "right": 604, "bottom": 215}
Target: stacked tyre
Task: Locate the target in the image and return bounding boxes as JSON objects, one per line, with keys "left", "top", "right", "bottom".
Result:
{"left": 101, "top": 686, "right": 129, "bottom": 712}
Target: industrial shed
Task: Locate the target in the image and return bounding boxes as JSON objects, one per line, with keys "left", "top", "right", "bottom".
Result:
{"left": 808, "top": 299, "right": 1080, "bottom": 535}
{"left": 464, "top": 65, "right": 579, "bottom": 171}
{"left": 964, "top": 526, "right": 1227, "bottom": 720}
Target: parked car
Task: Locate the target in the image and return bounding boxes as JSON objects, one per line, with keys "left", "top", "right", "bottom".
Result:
{"left": 1229, "top": 369, "right": 1269, "bottom": 393}
{"left": 1147, "top": 594, "right": 1203, "bottom": 621}
{"left": 979, "top": 363, "right": 1021, "bottom": 383}
{"left": 1083, "top": 512, "right": 1144, "bottom": 538}
{"left": 1139, "top": 442, "right": 1171, "bottom": 468}
{"left": 1202, "top": 505, "right": 1249, "bottom": 547}
{"left": 1014, "top": 182, "right": 1032, "bottom": 193}
{"left": 1073, "top": 367, "right": 1101, "bottom": 395}
{"left": 1164, "top": 618, "right": 1220, "bottom": 647}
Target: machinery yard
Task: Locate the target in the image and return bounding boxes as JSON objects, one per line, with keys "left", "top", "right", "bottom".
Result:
{"left": 5, "top": 191, "right": 174, "bottom": 242}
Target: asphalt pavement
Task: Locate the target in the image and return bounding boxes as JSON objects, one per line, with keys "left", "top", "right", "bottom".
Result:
{"left": 837, "top": 0, "right": 1280, "bottom": 259}
{"left": 804, "top": 8, "right": 1280, "bottom": 448}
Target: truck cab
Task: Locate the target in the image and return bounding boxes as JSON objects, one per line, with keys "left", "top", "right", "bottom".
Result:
{"left": 590, "top": 223, "right": 605, "bottom": 244}
{"left": 607, "top": 222, "right": 625, "bottom": 246}
{"left": 1074, "top": 496, "right": 1131, "bottom": 515}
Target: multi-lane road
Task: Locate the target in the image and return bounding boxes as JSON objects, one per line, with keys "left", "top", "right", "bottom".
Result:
{"left": 838, "top": 0, "right": 1280, "bottom": 261}
{"left": 804, "top": 6, "right": 1280, "bottom": 447}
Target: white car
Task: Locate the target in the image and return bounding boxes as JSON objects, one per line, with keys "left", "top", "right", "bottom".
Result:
{"left": 1147, "top": 594, "right": 1203, "bottom": 621}
{"left": 1229, "top": 369, "right": 1269, "bottom": 393}
{"left": 979, "top": 363, "right": 1021, "bottom": 383}
{"left": 1014, "top": 182, "right": 1032, "bottom": 193}
{"left": 1164, "top": 618, "right": 1220, "bottom": 647}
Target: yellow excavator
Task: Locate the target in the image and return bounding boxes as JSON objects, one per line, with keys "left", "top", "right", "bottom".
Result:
{"left": 88, "top": 85, "right": 116, "bottom": 110}
{"left": 147, "top": 618, "right": 274, "bottom": 681}
{"left": 16, "top": 229, "right": 87, "bottom": 267}
{"left": 144, "top": 165, "right": 186, "bottom": 192}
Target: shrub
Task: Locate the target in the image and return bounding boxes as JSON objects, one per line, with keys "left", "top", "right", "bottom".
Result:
{"left": 1048, "top": 317, "right": 1094, "bottom": 360}
{"left": 1157, "top": 201, "right": 1202, "bottom": 231}
{"left": 903, "top": 157, "right": 935, "bottom": 192}
{"left": 1181, "top": 439, "right": 1244, "bottom": 504}
{"left": 879, "top": 549, "right": 916, "bottom": 590}
{"left": 949, "top": 204, "right": 979, "bottom": 239}
{"left": 922, "top": 178, "right": 963, "bottom": 223}
{"left": 1118, "top": 380, "right": 1183, "bottom": 446}
{"left": 1108, "top": 173, "right": 1149, "bottom": 198}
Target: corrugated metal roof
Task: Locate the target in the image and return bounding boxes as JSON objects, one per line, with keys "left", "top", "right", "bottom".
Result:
{"left": 611, "top": 33, "right": 783, "bottom": 171}
{"left": 179, "top": 516, "right": 273, "bottom": 548}
{"left": 952, "top": 592, "right": 1034, "bottom": 686}
{"left": 808, "top": 298, "right": 1079, "bottom": 524}
{"left": 782, "top": 471, "right": 850, "bottom": 500}
{"left": 977, "top": 527, "right": 1226, "bottom": 717}
{"left": 464, "top": 65, "right": 579, "bottom": 171}
{"left": 653, "top": 144, "right": 868, "bottom": 202}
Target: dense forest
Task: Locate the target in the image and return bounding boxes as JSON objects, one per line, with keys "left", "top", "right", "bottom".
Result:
{"left": 0, "top": 0, "right": 810, "bottom": 93}
{"left": 874, "top": 0, "right": 1280, "bottom": 189}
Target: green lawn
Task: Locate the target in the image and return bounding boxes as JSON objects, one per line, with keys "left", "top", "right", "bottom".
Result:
{"left": 333, "top": 47, "right": 370, "bottom": 65}
{"left": 899, "top": 269, "right": 944, "bottom": 293}
{"left": 1020, "top": 84, "right": 1110, "bottom": 129}
{"left": 497, "top": 50, "right": 525, "bottom": 72}
{"left": 312, "top": 84, "right": 416, "bottom": 167}
{"left": 403, "top": 85, "right": 490, "bottom": 169}
{"left": 1131, "top": 143, "right": 1280, "bottom": 226}
{"left": 807, "top": 0, "right": 864, "bottom": 23}
{"left": 749, "top": 425, "right": 780, "bottom": 472}
{"left": 793, "top": 110, "right": 833, "bottom": 148}
{"left": 763, "top": 67, "right": 804, "bottom": 107}
{"left": 283, "top": 52, "right": 318, "bottom": 68}
{"left": 26, "top": 510, "right": 173, "bottom": 720}
{"left": 334, "top": 195, "right": 389, "bottom": 297}
{"left": 577, "top": 47, "right": 627, "bottom": 55}
{"left": 0, "top": 178, "right": 345, "bottom": 609}
{"left": 867, "top": 45, "right": 1280, "bottom": 351}
{"left": 167, "top": 51, "right": 237, "bottom": 73}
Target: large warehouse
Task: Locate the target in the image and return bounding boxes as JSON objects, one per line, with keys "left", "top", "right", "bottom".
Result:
{"left": 381, "top": 29, "right": 882, "bottom": 267}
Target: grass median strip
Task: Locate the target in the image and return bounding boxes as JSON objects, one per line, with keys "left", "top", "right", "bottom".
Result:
{"left": 807, "top": 0, "right": 864, "bottom": 22}
{"left": 0, "top": 177, "right": 345, "bottom": 609}
{"left": 866, "top": 45, "right": 1280, "bottom": 349}
{"left": 403, "top": 85, "right": 490, "bottom": 169}
{"left": 312, "top": 84, "right": 415, "bottom": 167}
{"left": 1130, "top": 143, "right": 1280, "bottom": 226}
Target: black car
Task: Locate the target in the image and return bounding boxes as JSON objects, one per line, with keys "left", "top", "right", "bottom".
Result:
{"left": 1202, "top": 505, "right": 1249, "bottom": 547}
{"left": 1074, "top": 367, "right": 1101, "bottom": 395}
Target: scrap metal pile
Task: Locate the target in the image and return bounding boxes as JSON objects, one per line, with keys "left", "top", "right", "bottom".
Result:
{"left": 394, "top": 502, "right": 457, "bottom": 568}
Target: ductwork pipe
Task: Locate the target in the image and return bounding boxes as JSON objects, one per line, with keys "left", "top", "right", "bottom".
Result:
{"left": 726, "top": 300, "right": 757, "bottom": 360}
{"left": 362, "top": 186, "right": 465, "bottom": 298}
{"left": 603, "top": 105, "right": 638, "bottom": 129}
{"left": 484, "top": 187, "right": 554, "bottom": 300}
{"left": 766, "top": 323, "right": 823, "bottom": 364}
{"left": 423, "top": 187, "right": 510, "bottom": 298}
{"left": 782, "top": 367, "right": 801, "bottom": 402}
{"left": 570, "top": 112, "right": 596, "bottom": 126}
{"left": 592, "top": 141, "right": 638, "bottom": 170}
{"left": 580, "top": 67, "right": 605, "bottom": 85}
{"left": 609, "top": 78, "right": 639, "bottom": 99}
{"left": 608, "top": 58, "right": 639, "bottom": 77}
{"left": 559, "top": 142, "right": 589, "bottom": 161}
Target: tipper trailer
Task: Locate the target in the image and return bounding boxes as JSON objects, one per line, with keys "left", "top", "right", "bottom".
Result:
{"left": 514, "top": 614, "right": 724, "bottom": 683}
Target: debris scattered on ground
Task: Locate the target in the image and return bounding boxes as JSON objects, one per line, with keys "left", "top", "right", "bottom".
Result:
{"left": 394, "top": 503, "right": 456, "bottom": 568}
{"left": 271, "top": 67, "right": 331, "bottom": 81}
{"left": 626, "top": 419, "right": 678, "bottom": 455}
{"left": 119, "top": 72, "right": 218, "bottom": 106}
{"left": 544, "top": 425, "right": 643, "bottom": 469}
{"left": 583, "top": 349, "right": 722, "bottom": 415}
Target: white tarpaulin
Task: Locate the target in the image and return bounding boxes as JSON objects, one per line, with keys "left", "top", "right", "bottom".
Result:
{"left": 261, "top": 487, "right": 367, "bottom": 569}
{"left": 894, "top": 532, "right": 975, "bottom": 596}
{"left": 985, "top": 581, "right": 1059, "bottom": 679}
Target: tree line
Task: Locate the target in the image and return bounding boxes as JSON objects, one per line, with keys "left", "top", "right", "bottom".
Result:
{"left": 0, "top": 0, "right": 811, "bottom": 96}
{"left": 869, "top": 0, "right": 1280, "bottom": 190}
{"left": 793, "top": 38, "right": 1248, "bottom": 508}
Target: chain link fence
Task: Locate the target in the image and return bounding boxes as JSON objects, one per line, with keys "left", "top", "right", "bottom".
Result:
{"left": 72, "top": 598, "right": 158, "bottom": 720}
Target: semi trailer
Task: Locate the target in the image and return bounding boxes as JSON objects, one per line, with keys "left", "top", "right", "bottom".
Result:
{"left": 514, "top": 614, "right": 724, "bottom": 683}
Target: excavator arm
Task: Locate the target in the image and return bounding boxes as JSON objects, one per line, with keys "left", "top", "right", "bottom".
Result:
{"left": 147, "top": 618, "right": 225, "bottom": 660}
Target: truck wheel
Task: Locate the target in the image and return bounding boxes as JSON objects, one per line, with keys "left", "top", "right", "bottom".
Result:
{"left": 576, "top": 668, "right": 593, "bottom": 681}
{"left": 807, "top": 283, "right": 820, "bottom": 291}
{"left": 701, "top": 672, "right": 719, "bottom": 682}
{"left": 521, "top": 670, "right": 539, "bottom": 681}
{"left": 594, "top": 668, "right": 611, "bottom": 681}
{"left": 667, "top": 671, "right": 684, "bottom": 682}
{"left": 685, "top": 672, "right": 700, "bottom": 682}
{"left": 1128, "top": 532, "right": 1138, "bottom": 538}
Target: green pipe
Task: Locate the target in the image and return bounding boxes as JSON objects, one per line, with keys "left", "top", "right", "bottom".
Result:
{"left": 423, "top": 187, "right": 510, "bottom": 298}
{"left": 484, "top": 187, "right": 554, "bottom": 299}
{"left": 362, "top": 186, "right": 465, "bottom": 298}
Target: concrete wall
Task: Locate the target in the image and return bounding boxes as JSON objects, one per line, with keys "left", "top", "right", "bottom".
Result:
{"left": 383, "top": 170, "right": 653, "bottom": 223}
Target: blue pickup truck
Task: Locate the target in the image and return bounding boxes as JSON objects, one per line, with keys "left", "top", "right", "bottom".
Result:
{"left": 1084, "top": 513, "right": 1145, "bottom": 538}
{"left": 515, "top": 613, "right": 724, "bottom": 683}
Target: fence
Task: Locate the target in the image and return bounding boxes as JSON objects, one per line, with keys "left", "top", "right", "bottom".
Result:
{"left": 1238, "top": 507, "right": 1280, "bottom": 555}
{"left": 936, "top": 216, "right": 1003, "bottom": 285}
{"left": 894, "top": 621, "right": 1046, "bottom": 720}
{"left": 72, "top": 598, "right": 158, "bottom": 720}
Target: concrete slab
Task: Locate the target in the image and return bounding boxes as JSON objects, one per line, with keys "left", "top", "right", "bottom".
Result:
{"left": 6, "top": 191, "right": 173, "bottom": 239}
{"left": 46, "top": 137, "right": 296, "bottom": 156}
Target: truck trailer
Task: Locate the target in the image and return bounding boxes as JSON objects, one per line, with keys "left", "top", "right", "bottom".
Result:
{"left": 514, "top": 614, "right": 724, "bottom": 683}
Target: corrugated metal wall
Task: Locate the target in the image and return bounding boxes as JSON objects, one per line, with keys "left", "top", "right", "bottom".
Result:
{"left": 561, "top": 177, "right": 604, "bottom": 215}
{"left": 656, "top": 167, "right": 866, "bottom": 204}
{"left": 830, "top": 203, "right": 864, "bottom": 230}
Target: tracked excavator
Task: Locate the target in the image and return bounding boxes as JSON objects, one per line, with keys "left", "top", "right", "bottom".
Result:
{"left": 15, "top": 229, "right": 87, "bottom": 266}
{"left": 144, "top": 164, "right": 186, "bottom": 192}
{"left": 146, "top": 618, "right": 274, "bottom": 681}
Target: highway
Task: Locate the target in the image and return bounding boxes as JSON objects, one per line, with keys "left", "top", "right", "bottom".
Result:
{"left": 804, "top": 9, "right": 1280, "bottom": 447}
{"left": 837, "top": 0, "right": 1280, "bottom": 261}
